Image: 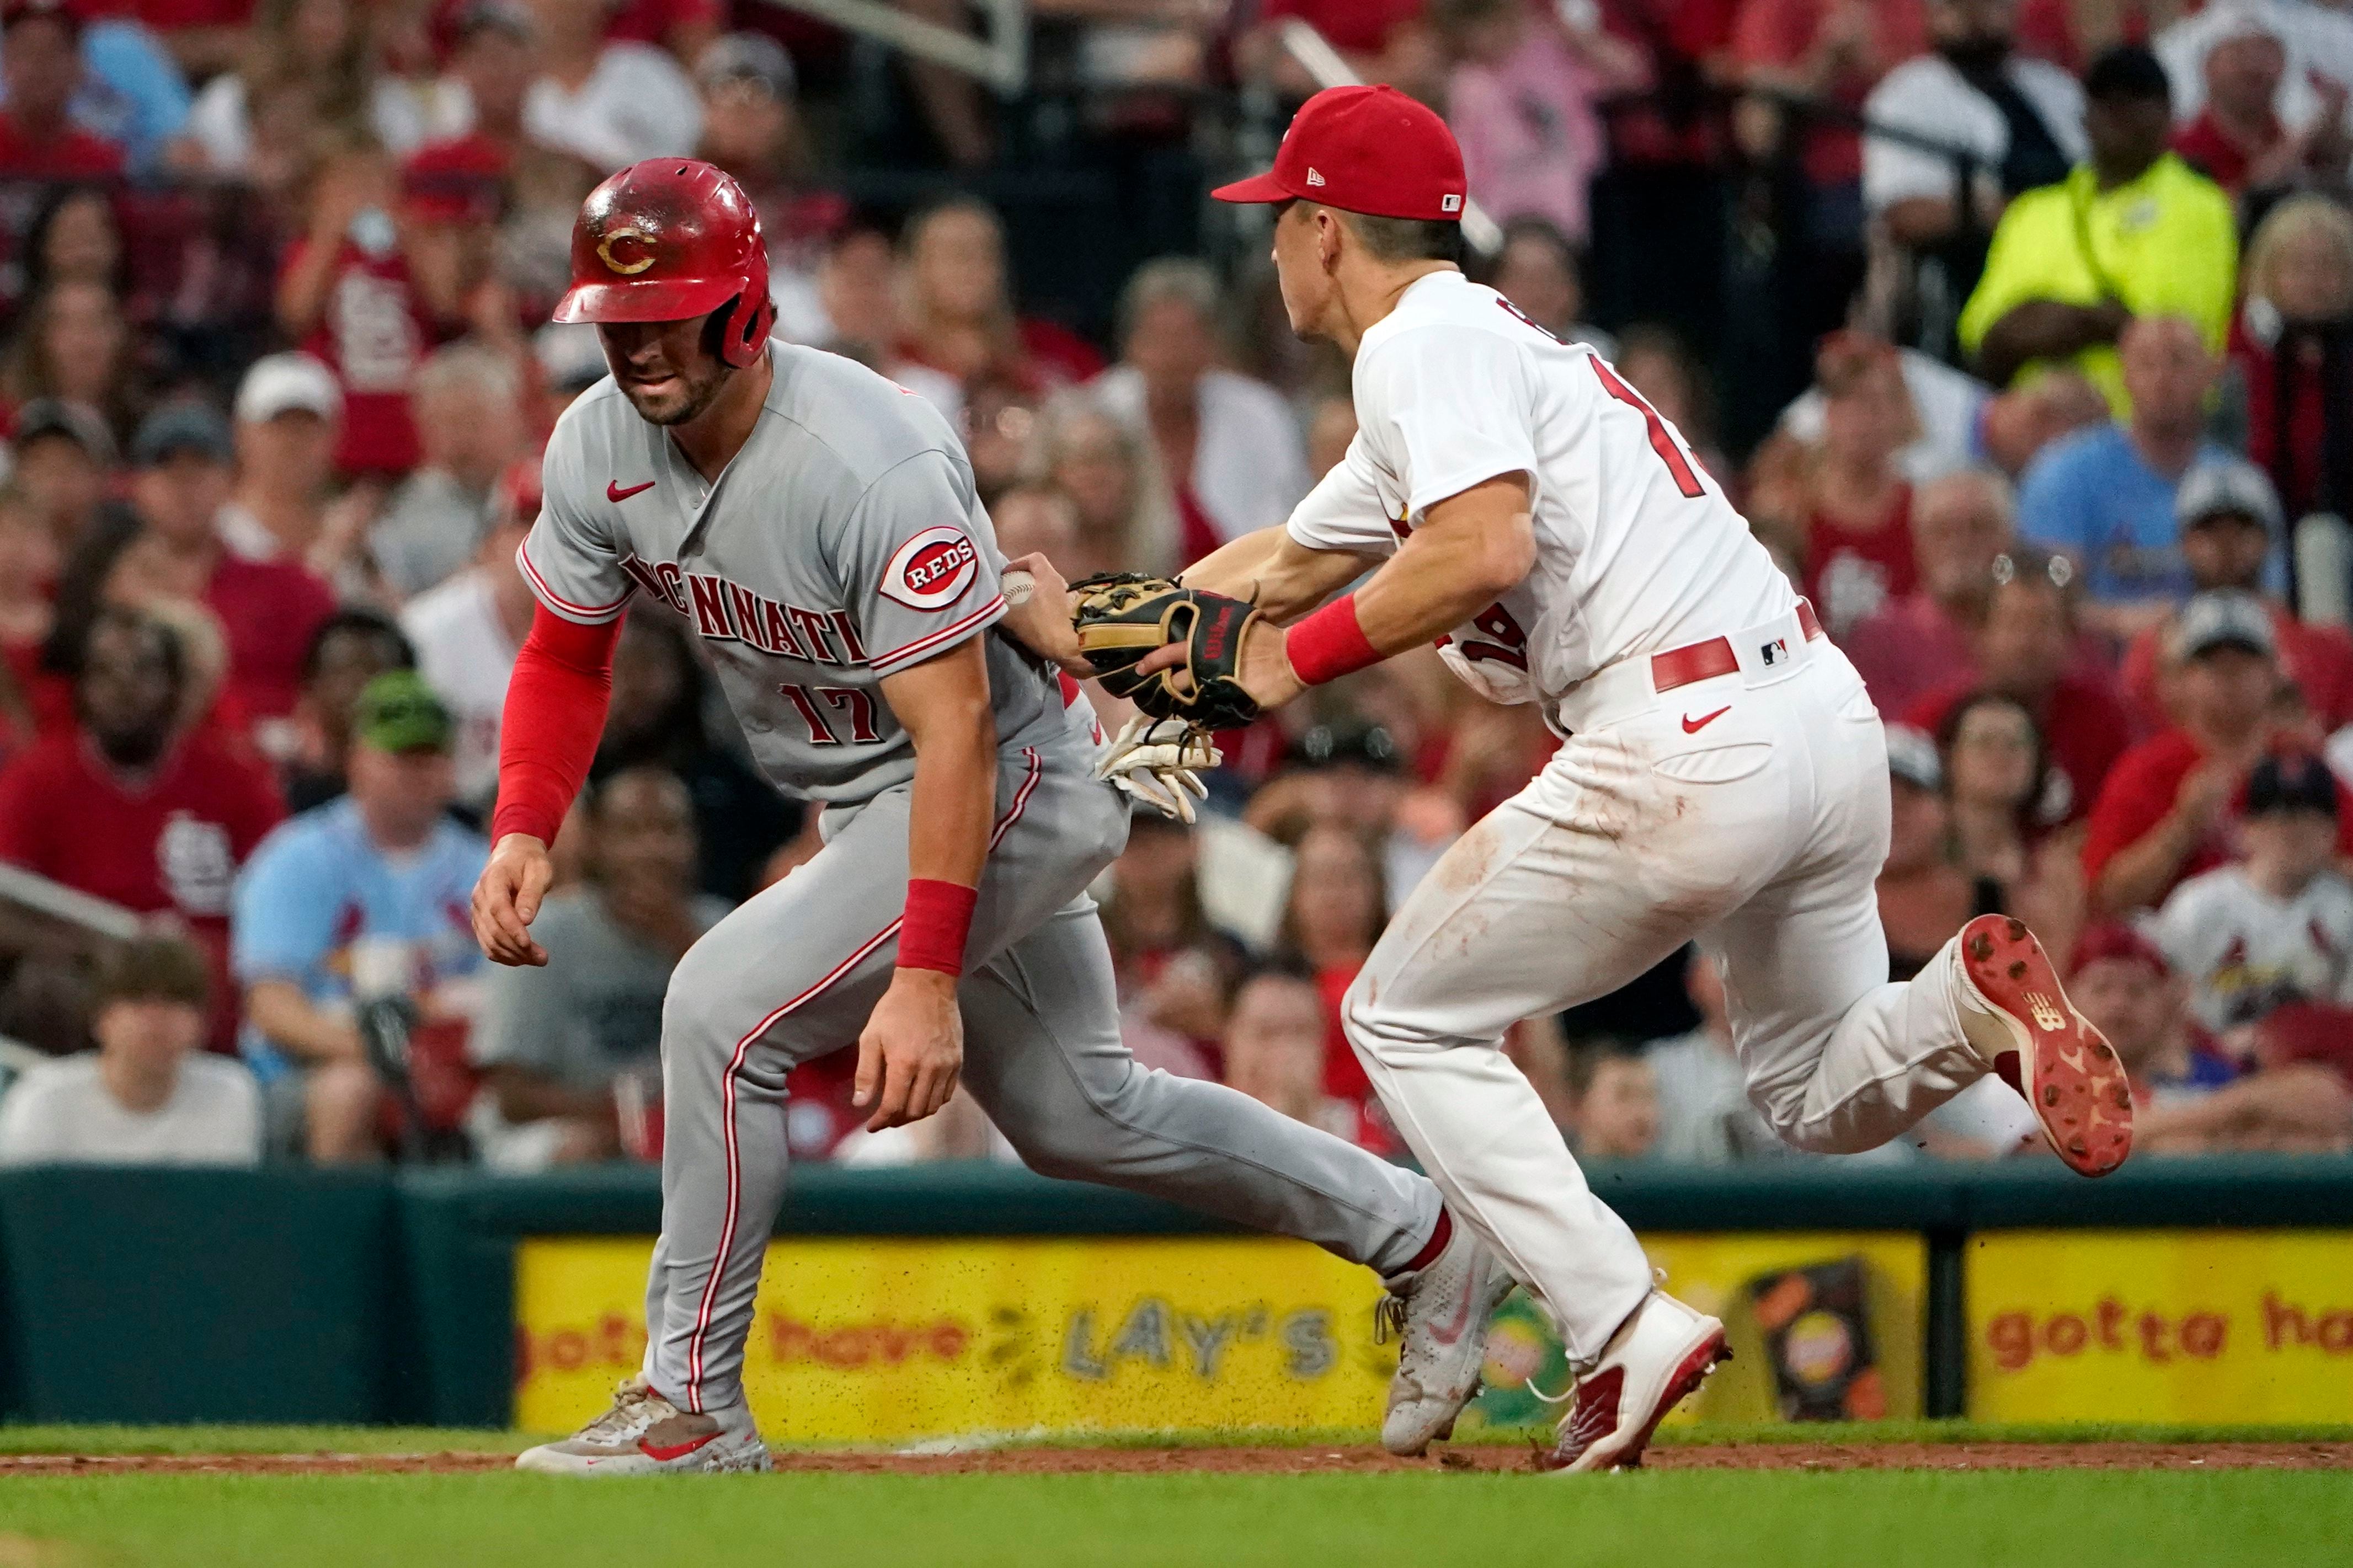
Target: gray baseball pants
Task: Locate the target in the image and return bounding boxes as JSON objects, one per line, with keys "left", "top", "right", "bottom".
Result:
{"left": 641, "top": 734, "right": 1445, "bottom": 1414}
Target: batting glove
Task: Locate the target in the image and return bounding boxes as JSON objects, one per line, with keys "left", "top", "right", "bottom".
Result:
{"left": 1093, "top": 714, "right": 1219, "bottom": 825}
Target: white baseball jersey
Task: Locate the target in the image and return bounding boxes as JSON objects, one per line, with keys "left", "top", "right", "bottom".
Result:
{"left": 1285, "top": 270, "right": 1792, "bottom": 707}
{"left": 2150, "top": 865, "right": 2353, "bottom": 1032}
{"left": 520, "top": 343, "right": 1082, "bottom": 804}
{"left": 401, "top": 568, "right": 515, "bottom": 810}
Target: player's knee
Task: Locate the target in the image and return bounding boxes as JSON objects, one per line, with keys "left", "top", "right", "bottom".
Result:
{"left": 996, "top": 1065, "right": 1146, "bottom": 1181}
{"left": 1746, "top": 1080, "right": 1876, "bottom": 1155}
{"left": 1338, "top": 971, "right": 1416, "bottom": 1067}
{"left": 660, "top": 950, "right": 736, "bottom": 1056}
{"left": 999, "top": 1113, "right": 1104, "bottom": 1181}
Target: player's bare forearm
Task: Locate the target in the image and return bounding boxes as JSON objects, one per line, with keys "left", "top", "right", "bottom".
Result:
{"left": 1349, "top": 474, "right": 1534, "bottom": 651}
{"left": 1182, "top": 527, "right": 1370, "bottom": 623}
{"left": 486, "top": 1064, "right": 619, "bottom": 1128}
{"left": 995, "top": 553, "right": 1091, "bottom": 674}
{"left": 2090, "top": 812, "right": 2201, "bottom": 918}
{"left": 1147, "top": 477, "right": 1535, "bottom": 713}
{"left": 883, "top": 637, "right": 997, "bottom": 892}
{"left": 244, "top": 979, "right": 364, "bottom": 1065}
{"left": 859, "top": 637, "right": 993, "bottom": 1131}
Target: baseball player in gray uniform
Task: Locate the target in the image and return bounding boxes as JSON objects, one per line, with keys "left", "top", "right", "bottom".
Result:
{"left": 471, "top": 161, "right": 1509, "bottom": 1474}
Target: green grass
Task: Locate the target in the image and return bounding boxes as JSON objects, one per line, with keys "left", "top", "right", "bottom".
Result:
{"left": 0, "top": 1426, "right": 532, "bottom": 1457}
{"left": 0, "top": 1470, "right": 2345, "bottom": 1568}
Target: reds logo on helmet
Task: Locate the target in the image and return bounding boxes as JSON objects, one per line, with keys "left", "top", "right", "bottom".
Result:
{"left": 880, "top": 527, "right": 980, "bottom": 610}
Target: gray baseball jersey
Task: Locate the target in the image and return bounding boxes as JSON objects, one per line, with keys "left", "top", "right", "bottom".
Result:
{"left": 521, "top": 343, "right": 1083, "bottom": 802}
{"left": 514, "top": 343, "right": 1444, "bottom": 1421}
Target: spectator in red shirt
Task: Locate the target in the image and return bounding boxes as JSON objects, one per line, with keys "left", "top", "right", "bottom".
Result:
{"left": 1842, "top": 467, "right": 2014, "bottom": 718}
{"left": 2082, "top": 588, "right": 2353, "bottom": 915}
{"left": 1733, "top": 0, "right": 1927, "bottom": 194}
{"left": 214, "top": 351, "right": 343, "bottom": 567}
{"left": 2229, "top": 194, "right": 2353, "bottom": 528}
{"left": 416, "top": 3, "right": 600, "bottom": 327}
{"left": 0, "top": 606, "right": 283, "bottom": 1043}
{"left": 1244, "top": 0, "right": 1442, "bottom": 104}
{"left": 124, "top": 402, "right": 335, "bottom": 757}
{"left": 432, "top": 2, "right": 537, "bottom": 166}
{"left": 275, "top": 147, "right": 452, "bottom": 479}
{"left": 0, "top": 1, "right": 127, "bottom": 180}
{"left": 894, "top": 196, "right": 1104, "bottom": 401}
{"left": 1908, "top": 547, "right": 2136, "bottom": 832}
{"left": 1274, "top": 823, "right": 1389, "bottom": 1114}
{"left": 607, "top": 0, "right": 721, "bottom": 61}
{"left": 1221, "top": 961, "right": 1389, "bottom": 1154}
{"left": 1800, "top": 331, "right": 1918, "bottom": 639}
{"left": 2168, "top": 5, "right": 2350, "bottom": 199}
{"left": 2122, "top": 458, "right": 2353, "bottom": 733}
{"left": 2169, "top": 7, "right": 2292, "bottom": 194}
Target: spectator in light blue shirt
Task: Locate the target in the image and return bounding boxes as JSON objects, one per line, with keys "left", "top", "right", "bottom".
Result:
{"left": 0, "top": 13, "right": 190, "bottom": 174}
{"left": 233, "top": 671, "right": 487, "bottom": 1163}
{"left": 2015, "top": 316, "right": 2273, "bottom": 641}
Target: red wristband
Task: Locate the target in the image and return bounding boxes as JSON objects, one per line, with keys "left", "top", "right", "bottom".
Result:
{"left": 897, "top": 879, "right": 979, "bottom": 977}
{"left": 1284, "top": 595, "right": 1383, "bottom": 687}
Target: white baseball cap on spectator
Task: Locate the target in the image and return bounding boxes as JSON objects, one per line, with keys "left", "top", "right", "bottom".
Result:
{"left": 2200, "top": 1, "right": 2286, "bottom": 49}
{"left": 2170, "top": 588, "right": 2279, "bottom": 662}
{"left": 1885, "top": 725, "right": 1942, "bottom": 791}
{"left": 234, "top": 352, "right": 342, "bottom": 425}
{"left": 696, "top": 33, "right": 796, "bottom": 101}
{"left": 535, "top": 321, "right": 609, "bottom": 394}
{"left": 2176, "top": 458, "right": 2284, "bottom": 536}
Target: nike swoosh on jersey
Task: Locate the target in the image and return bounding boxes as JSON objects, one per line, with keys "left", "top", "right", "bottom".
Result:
{"left": 607, "top": 479, "right": 657, "bottom": 502}
{"left": 1682, "top": 706, "right": 1731, "bottom": 734}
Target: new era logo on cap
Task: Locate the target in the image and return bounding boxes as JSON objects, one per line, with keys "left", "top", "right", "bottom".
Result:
{"left": 1305, "top": 168, "right": 1326, "bottom": 187}
{"left": 1441, "top": 194, "right": 1463, "bottom": 213}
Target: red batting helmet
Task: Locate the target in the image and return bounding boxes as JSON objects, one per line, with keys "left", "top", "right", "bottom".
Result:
{"left": 552, "top": 159, "right": 776, "bottom": 369}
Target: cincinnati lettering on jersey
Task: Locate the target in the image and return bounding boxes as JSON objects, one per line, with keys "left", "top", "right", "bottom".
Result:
{"left": 617, "top": 554, "right": 869, "bottom": 667}
{"left": 1384, "top": 510, "right": 1530, "bottom": 668}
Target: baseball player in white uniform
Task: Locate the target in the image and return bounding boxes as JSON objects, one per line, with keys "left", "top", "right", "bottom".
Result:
{"left": 1012, "top": 88, "right": 2137, "bottom": 1471}
{"left": 469, "top": 160, "right": 1511, "bottom": 1474}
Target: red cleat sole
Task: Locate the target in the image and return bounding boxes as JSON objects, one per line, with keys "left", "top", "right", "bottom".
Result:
{"left": 1959, "top": 914, "right": 2135, "bottom": 1178}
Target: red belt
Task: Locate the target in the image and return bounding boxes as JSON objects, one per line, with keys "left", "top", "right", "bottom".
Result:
{"left": 1649, "top": 600, "right": 1823, "bottom": 696}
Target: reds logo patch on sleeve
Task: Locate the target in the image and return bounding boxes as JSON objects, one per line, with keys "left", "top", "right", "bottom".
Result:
{"left": 879, "top": 526, "right": 981, "bottom": 611}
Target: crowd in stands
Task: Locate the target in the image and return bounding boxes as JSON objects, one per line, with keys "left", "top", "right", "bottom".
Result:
{"left": 1, "top": 0, "right": 2351, "bottom": 1175}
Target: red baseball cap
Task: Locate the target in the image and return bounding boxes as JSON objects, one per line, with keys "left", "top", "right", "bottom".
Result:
{"left": 2067, "top": 923, "right": 2171, "bottom": 982}
{"left": 1212, "top": 85, "right": 1468, "bottom": 223}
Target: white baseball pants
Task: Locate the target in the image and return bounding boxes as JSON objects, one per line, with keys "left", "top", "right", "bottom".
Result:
{"left": 1343, "top": 611, "right": 1991, "bottom": 1364}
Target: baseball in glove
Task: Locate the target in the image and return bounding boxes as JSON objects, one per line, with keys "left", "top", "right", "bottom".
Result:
{"left": 1068, "top": 572, "right": 1266, "bottom": 729}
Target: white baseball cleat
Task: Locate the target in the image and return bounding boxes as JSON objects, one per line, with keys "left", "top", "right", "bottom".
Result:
{"left": 515, "top": 1376, "right": 772, "bottom": 1475}
{"left": 1954, "top": 913, "right": 2134, "bottom": 1178}
{"left": 1540, "top": 1291, "right": 1728, "bottom": 1473}
{"left": 1375, "top": 1216, "right": 1517, "bottom": 1456}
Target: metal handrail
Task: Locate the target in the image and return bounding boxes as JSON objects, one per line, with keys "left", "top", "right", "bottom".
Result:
{"left": 0, "top": 864, "right": 144, "bottom": 942}
{"left": 750, "top": 0, "right": 1031, "bottom": 94}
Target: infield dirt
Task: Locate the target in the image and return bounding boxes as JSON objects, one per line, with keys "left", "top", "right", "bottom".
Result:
{"left": 3, "top": 1440, "right": 2345, "bottom": 1477}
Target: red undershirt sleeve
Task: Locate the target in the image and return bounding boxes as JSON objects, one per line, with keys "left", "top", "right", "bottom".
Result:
{"left": 488, "top": 603, "right": 622, "bottom": 847}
